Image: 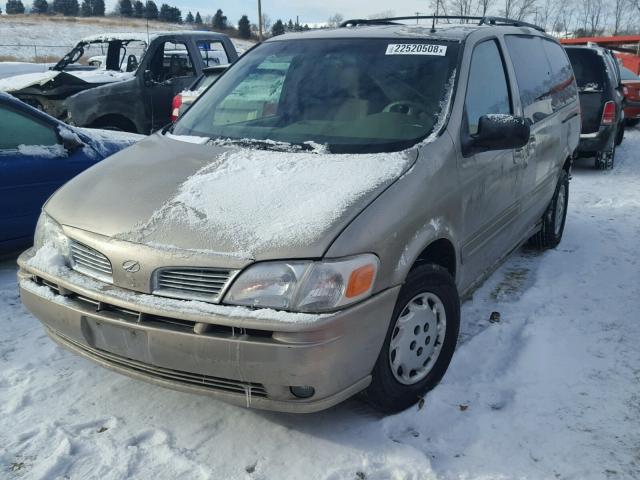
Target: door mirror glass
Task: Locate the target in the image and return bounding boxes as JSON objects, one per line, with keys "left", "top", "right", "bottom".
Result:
{"left": 472, "top": 114, "right": 530, "bottom": 152}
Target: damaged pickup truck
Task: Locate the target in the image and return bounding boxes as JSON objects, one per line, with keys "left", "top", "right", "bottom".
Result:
{"left": 0, "top": 31, "right": 238, "bottom": 133}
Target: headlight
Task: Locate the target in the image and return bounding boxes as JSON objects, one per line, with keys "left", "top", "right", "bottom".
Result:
{"left": 33, "top": 212, "right": 69, "bottom": 257}
{"left": 224, "top": 254, "right": 379, "bottom": 313}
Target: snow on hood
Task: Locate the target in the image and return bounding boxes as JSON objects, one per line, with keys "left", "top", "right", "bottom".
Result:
{"left": 0, "top": 70, "right": 58, "bottom": 92}
{"left": 45, "top": 134, "right": 415, "bottom": 261}
{"left": 0, "top": 69, "right": 133, "bottom": 92}
{"left": 120, "top": 148, "right": 412, "bottom": 256}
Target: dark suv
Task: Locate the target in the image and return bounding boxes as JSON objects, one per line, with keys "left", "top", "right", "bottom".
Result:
{"left": 565, "top": 45, "right": 625, "bottom": 169}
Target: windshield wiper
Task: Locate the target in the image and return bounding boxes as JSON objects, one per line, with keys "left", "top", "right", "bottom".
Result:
{"left": 207, "top": 137, "right": 316, "bottom": 152}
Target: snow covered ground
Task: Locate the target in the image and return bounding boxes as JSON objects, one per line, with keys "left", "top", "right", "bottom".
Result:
{"left": 1, "top": 130, "right": 639, "bottom": 479}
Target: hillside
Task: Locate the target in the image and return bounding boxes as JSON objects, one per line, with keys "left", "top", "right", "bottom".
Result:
{"left": 0, "top": 15, "right": 255, "bottom": 62}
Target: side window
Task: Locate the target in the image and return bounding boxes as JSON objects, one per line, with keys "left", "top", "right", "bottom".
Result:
{"left": 0, "top": 106, "right": 58, "bottom": 150}
{"left": 505, "top": 36, "right": 556, "bottom": 124}
{"left": 197, "top": 41, "right": 230, "bottom": 67}
{"left": 148, "top": 41, "right": 195, "bottom": 82}
{"left": 465, "top": 40, "right": 511, "bottom": 135}
{"left": 541, "top": 40, "right": 578, "bottom": 112}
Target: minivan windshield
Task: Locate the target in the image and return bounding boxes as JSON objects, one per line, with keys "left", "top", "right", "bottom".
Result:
{"left": 172, "top": 39, "right": 460, "bottom": 153}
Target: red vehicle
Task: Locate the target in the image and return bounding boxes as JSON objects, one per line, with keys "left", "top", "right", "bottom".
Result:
{"left": 621, "top": 66, "right": 640, "bottom": 126}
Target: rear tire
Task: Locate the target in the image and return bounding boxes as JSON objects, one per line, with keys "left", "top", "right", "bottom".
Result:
{"left": 595, "top": 145, "right": 615, "bottom": 170}
{"left": 364, "top": 264, "right": 459, "bottom": 414}
{"left": 615, "top": 123, "right": 624, "bottom": 146}
{"left": 529, "top": 169, "right": 569, "bottom": 250}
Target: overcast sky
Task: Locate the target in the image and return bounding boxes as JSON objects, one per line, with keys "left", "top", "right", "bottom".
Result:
{"left": 144, "top": 0, "right": 432, "bottom": 26}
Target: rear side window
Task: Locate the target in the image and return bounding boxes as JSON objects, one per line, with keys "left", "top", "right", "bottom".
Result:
{"left": 506, "top": 36, "right": 567, "bottom": 124}
{"left": 465, "top": 40, "right": 511, "bottom": 135}
{"left": 197, "top": 41, "right": 230, "bottom": 66}
{"left": 565, "top": 48, "right": 606, "bottom": 92}
{"left": 541, "top": 40, "right": 578, "bottom": 112}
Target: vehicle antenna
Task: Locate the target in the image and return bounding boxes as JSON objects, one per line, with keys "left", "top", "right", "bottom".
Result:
{"left": 431, "top": 14, "right": 436, "bottom": 33}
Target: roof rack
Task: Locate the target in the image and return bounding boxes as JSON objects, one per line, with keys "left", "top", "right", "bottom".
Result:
{"left": 340, "top": 15, "right": 544, "bottom": 33}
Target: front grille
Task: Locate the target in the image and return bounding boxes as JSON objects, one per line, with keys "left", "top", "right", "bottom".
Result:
{"left": 33, "top": 276, "right": 273, "bottom": 338}
{"left": 55, "top": 331, "right": 268, "bottom": 397}
{"left": 153, "top": 267, "right": 235, "bottom": 303}
{"left": 70, "top": 240, "right": 113, "bottom": 283}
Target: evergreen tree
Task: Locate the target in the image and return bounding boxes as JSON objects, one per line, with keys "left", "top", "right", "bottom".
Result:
{"left": 64, "top": 0, "right": 79, "bottom": 16}
{"left": 118, "top": 0, "right": 132, "bottom": 16}
{"left": 158, "top": 3, "right": 170, "bottom": 21}
{"left": 212, "top": 9, "right": 227, "bottom": 30}
{"left": 6, "top": 0, "right": 26, "bottom": 14}
{"left": 32, "top": 0, "right": 48, "bottom": 13}
{"left": 286, "top": 19, "right": 294, "bottom": 31}
{"left": 238, "top": 15, "right": 251, "bottom": 39}
{"left": 271, "top": 19, "right": 285, "bottom": 36}
{"left": 169, "top": 6, "right": 181, "bottom": 23}
{"left": 194, "top": 11, "right": 202, "bottom": 24}
{"left": 52, "top": 0, "right": 64, "bottom": 14}
{"left": 91, "top": 0, "right": 105, "bottom": 16}
{"left": 80, "top": 0, "right": 91, "bottom": 15}
{"left": 144, "top": 0, "right": 158, "bottom": 19}
{"left": 185, "top": 10, "right": 193, "bottom": 23}
{"left": 133, "top": 0, "right": 143, "bottom": 17}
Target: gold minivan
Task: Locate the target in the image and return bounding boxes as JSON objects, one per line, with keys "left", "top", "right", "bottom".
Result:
{"left": 18, "top": 16, "right": 579, "bottom": 413}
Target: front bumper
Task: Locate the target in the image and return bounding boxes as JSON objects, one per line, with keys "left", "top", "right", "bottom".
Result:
{"left": 18, "top": 251, "right": 399, "bottom": 413}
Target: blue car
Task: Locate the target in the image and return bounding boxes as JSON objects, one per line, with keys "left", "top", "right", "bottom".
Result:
{"left": 0, "top": 92, "right": 142, "bottom": 253}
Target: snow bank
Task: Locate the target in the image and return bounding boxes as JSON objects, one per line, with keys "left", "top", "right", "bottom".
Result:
{"left": 119, "top": 147, "right": 412, "bottom": 256}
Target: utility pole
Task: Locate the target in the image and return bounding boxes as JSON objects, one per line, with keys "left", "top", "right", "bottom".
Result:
{"left": 258, "top": 0, "right": 263, "bottom": 41}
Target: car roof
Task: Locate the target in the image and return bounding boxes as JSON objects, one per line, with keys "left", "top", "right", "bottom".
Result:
{"left": 267, "top": 22, "right": 547, "bottom": 43}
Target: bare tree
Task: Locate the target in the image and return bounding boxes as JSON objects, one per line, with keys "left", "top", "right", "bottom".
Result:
{"left": 535, "top": 0, "right": 557, "bottom": 30}
{"left": 450, "top": 0, "right": 476, "bottom": 17}
{"left": 513, "top": 0, "right": 537, "bottom": 21}
{"left": 261, "top": 13, "right": 272, "bottom": 33}
{"left": 327, "top": 13, "right": 344, "bottom": 28}
{"left": 613, "top": 0, "right": 626, "bottom": 34}
{"left": 478, "top": 0, "right": 494, "bottom": 16}
{"left": 587, "top": 0, "right": 604, "bottom": 34}
{"left": 368, "top": 10, "right": 395, "bottom": 19}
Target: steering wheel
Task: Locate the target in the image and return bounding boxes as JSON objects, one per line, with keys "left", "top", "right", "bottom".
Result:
{"left": 383, "top": 101, "right": 428, "bottom": 117}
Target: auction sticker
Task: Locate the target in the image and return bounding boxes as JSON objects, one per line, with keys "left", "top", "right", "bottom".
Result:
{"left": 385, "top": 44, "right": 447, "bottom": 56}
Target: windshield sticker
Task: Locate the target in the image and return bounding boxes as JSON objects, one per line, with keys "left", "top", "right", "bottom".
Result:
{"left": 385, "top": 44, "right": 447, "bottom": 56}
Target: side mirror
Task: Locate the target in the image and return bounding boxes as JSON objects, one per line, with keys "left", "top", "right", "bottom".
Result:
{"left": 60, "top": 131, "right": 84, "bottom": 152}
{"left": 143, "top": 69, "right": 155, "bottom": 87}
{"left": 467, "top": 114, "right": 530, "bottom": 154}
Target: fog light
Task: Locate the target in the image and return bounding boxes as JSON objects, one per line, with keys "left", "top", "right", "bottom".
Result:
{"left": 290, "top": 385, "right": 315, "bottom": 399}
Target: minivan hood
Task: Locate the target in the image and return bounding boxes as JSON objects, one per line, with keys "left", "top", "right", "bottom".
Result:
{"left": 46, "top": 134, "right": 416, "bottom": 261}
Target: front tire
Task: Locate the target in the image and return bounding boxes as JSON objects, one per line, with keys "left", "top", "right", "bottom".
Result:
{"left": 529, "top": 169, "right": 569, "bottom": 250}
{"left": 365, "top": 264, "right": 460, "bottom": 413}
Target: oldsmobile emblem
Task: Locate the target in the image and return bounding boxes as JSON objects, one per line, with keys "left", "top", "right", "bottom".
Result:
{"left": 122, "top": 260, "right": 141, "bottom": 273}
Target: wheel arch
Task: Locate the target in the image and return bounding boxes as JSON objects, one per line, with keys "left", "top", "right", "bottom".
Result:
{"left": 89, "top": 114, "right": 139, "bottom": 133}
